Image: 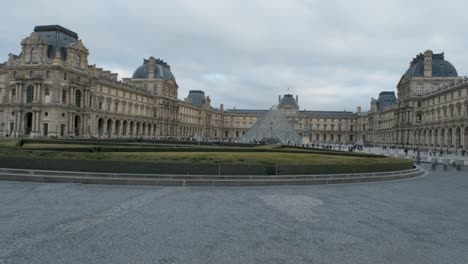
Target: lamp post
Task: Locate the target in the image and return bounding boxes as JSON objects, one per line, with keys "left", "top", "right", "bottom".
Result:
{"left": 338, "top": 123, "right": 342, "bottom": 151}
{"left": 416, "top": 119, "right": 421, "bottom": 165}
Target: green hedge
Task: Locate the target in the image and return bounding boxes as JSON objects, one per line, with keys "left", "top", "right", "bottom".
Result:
{"left": 19, "top": 138, "right": 262, "bottom": 148}
{"left": 0, "top": 156, "right": 413, "bottom": 175}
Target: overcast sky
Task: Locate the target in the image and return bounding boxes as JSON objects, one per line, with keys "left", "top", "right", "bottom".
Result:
{"left": 2, "top": 0, "right": 468, "bottom": 111}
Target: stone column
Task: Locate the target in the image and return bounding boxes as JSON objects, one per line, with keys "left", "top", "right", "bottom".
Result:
{"left": 37, "top": 84, "right": 41, "bottom": 103}
{"left": 18, "top": 84, "right": 23, "bottom": 103}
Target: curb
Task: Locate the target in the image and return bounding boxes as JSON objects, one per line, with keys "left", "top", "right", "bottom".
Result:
{"left": 0, "top": 166, "right": 426, "bottom": 186}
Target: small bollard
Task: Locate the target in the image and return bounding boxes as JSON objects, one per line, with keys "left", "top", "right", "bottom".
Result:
{"left": 443, "top": 164, "right": 448, "bottom": 171}
{"left": 456, "top": 164, "right": 461, "bottom": 171}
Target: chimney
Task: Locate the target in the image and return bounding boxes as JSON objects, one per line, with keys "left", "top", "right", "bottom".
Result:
{"left": 148, "top": 57, "right": 156, "bottom": 79}
{"left": 220, "top": 104, "right": 224, "bottom": 110}
{"left": 424, "top": 50, "right": 433, "bottom": 78}
{"left": 278, "top": 95, "right": 281, "bottom": 103}
{"left": 357, "top": 106, "right": 362, "bottom": 112}
{"left": 296, "top": 95, "right": 298, "bottom": 104}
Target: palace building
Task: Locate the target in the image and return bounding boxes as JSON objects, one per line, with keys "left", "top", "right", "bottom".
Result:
{"left": 0, "top": 25, "right": 467, "bottom": 151}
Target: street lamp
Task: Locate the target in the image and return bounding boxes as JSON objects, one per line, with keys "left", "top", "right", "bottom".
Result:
{"left": 338, "top": 123, "right": 342, "bottom": 151}
{"left": 416, "top": 119, "right": 421, "bottom": 165}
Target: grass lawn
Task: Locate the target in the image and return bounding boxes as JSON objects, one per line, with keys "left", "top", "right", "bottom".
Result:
{"left": 0, "top": 147, "right": 409, "bottom": 166}
{"left": 0, "top": 139, "right": 17, "bottom": 147}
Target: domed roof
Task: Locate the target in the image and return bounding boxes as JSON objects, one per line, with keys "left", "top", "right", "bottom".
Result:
{"left": 278, "top": 94, "right": 298, "bottom": 108}
{"left": 132, "top": 57, "right": 174, "bottom": 79}
{"left": 403, "top": 52, "right": 457, "bottom": 79}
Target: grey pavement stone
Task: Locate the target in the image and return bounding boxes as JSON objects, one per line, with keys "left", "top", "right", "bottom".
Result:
{"left": 0, "top": 164, "right": 467, "bottom": 264}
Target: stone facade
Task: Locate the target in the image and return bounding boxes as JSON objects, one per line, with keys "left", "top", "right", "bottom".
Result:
{"left": 1, "top": 26, "right": 467, "bottom": 151}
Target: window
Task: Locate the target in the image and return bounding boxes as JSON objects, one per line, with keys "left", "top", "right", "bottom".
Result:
{"left": 62, "top": 90, "right": 67, "bottom": 104}
{"left": 75, "top": 90, "right": 81, "bottom": 107}
{"left": 13, "top": 71, "right": 17, "bottom": 78}
{"left": 29, "top": 71, "right": 33, "bottom": 78}
{"left": 458, "top": 90, "right": 462, "bottom": 97}
{"left": 114, "top": 102, "right": 118, "bottom": 112}
{"left": 416, "top": 84, "right": 423, "bottom": 96}
{"left": 98, "top": 101, "right": 103, "bottom": 110}
{"left": 44, "top": 88, "right": 50, "bottom": 96}
{"left": 26, "top": 85, "right": 34, "bottom": 103}
{"left": 64, "top": 72, "right": 67, "bottom": 80}
{"left": 46, "top": 71, "right": 50, "bottom": 79}
{"left": 11, "top": 89, "right": 16, "bottom": 97}
{"left": 75, "top": 55, "right": 81, "bottom": 68}
{"left": 30, "top": 48, "right": 38, "bottom": 63}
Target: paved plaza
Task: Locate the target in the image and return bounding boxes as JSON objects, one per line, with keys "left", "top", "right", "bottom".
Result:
{"left": 0, "top": 164, "right": 467, "bottom": 264}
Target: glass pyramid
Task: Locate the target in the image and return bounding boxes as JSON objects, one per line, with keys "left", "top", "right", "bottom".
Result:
{"left": 240, "top": 105, "right": 302, "bottom": 145}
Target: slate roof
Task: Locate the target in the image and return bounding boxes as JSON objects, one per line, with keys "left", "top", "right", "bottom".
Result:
{"left": 403, "top": 52, "right": 457, "bottom": 78}
{"left": 132, "top": 58, "right": 174, "bottom": 79}
{"left": 375, "top": 91, "right": 396, "bottom": 111}
{"left": 186, "top": 90, "right": 206, "bottom": 108}
{"left": 34, "top": 25, "right": 78, "bottom": 60}
{"left": 278, "top": 94, "right": 298, "bottom": 108}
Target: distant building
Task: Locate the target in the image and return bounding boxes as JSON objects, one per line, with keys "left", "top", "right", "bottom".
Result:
{"left": 0, "top": 26, "right": 467, "bottom": 150}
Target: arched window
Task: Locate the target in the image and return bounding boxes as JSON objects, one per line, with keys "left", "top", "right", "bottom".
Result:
{"left": 30, "top": 48, "right": 38, "bottom": 63}
{"left": 26, "top": 85, "right": 34, "bottom": 103}
{"left": 44, "top": 87, "right": 50, "bottom": 96}
{"left": 75, "top": 90, "right": 81, "bottom": 107}
{"left": 75, "top": 55, "right": 81, "bottom": 68}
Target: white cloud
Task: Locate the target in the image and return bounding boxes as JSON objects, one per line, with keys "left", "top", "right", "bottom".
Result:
{"left": 1, "top": 0, "right": 468, "bottom": 111}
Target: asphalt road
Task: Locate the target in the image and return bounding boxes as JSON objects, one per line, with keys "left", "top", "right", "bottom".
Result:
{"left": 0, "top": 164, "right": 467, "bottom": 264}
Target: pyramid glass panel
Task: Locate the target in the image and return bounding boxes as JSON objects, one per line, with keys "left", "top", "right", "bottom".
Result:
{"left": 240, "top": 106, "right": 302, "bottom": 145}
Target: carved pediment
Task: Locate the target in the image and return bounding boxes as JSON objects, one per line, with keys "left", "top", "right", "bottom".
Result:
{"left": 69, "top": 40, "right": 89, "bottom": 54}
{"left": 20, "top": 32, "right": 47, "bottom": 46}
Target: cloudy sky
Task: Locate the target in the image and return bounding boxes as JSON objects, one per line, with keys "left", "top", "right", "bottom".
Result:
{"left": 2, "top": 0, "right": 468, "bottom": 111}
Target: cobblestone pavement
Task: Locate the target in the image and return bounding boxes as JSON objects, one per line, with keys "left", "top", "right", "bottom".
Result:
{"left": 0, "top": 164, "right": 467, "bottom": 264}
